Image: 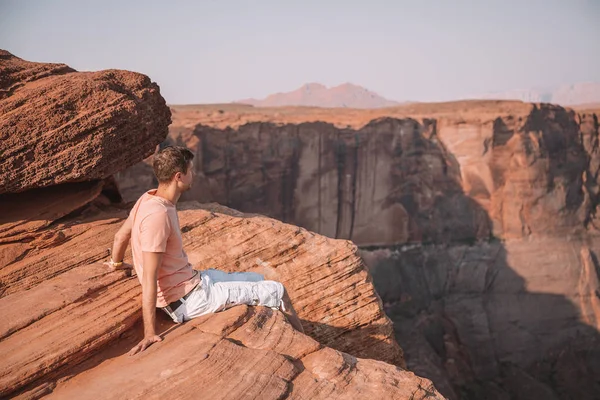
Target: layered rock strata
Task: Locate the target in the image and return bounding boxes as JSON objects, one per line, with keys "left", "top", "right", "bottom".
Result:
{"left": 45, "top": 306, "right": 441, "bottom": 400}
{"left": 0, "top": 193, "right": 433, "bottom": 398}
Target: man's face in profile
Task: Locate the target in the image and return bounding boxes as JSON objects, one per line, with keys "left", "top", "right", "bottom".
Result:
{"left": 181, "top": 161, "right": 194, "bottom": 191}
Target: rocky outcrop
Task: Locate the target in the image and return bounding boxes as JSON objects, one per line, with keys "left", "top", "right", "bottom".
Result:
{"left": 0, "top": 50, "right": 171, "bottom": 194}
{"left": 167, "top": 201, "right": 404, "bottom": 366}
{"left": 0, "top": 196, "right": 432, "bottom": 398}
{"left": 44, "top": 306, "right": 440, "bottom": 400}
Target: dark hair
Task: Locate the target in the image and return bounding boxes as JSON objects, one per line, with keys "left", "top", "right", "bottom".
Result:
{"left": 152, "top": 146, "right": 194, "bottom": 183}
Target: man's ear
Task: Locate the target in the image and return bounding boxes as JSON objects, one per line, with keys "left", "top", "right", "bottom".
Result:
{"left": 174, "top": 171, "right": 182, "bottom": 182}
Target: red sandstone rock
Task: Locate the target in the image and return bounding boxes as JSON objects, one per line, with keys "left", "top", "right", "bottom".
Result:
{"left": 45, "top": 307, "right": 441, "bottom": 400}
{"left": 0, "top": 50, "right": 171, "bottom": 194}
{"left": 0, "top": 199, "right": 418, "bottom": 397}
{"left": 0, "top": 180, "right": 104, "bottom": 244}
{"left": 179, "top": 201, "right": 404, "bottom": 365}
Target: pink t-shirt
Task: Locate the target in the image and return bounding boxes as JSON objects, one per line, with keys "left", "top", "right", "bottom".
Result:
{"left": 129, "top": 189, "right": 200, "bottom": 308}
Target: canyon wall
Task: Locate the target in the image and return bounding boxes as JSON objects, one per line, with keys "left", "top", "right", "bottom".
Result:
{"left": 143, "top": 103, "right": 598, "bottom": 247}
{"left": 361, "top": 237, "right": 600, "bottom": 399}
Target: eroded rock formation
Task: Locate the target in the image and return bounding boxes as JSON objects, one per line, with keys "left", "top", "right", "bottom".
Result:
{"left": 0, "top": 194, "right": 428, "bottom": 398}
{"left": 0, "top": 50, "right": 171, "bottom": 194}
{"left": 44, "top": 306, "right": 440, "bottom": 400}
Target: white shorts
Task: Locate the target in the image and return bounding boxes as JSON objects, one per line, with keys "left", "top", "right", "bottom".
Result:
{"left": 166, "top": 269, "right": 285, "bottom": 324}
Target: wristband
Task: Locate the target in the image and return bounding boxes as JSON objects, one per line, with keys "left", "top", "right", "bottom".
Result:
{"left": 110, "top": 258, "right": 123, "bottom": 268}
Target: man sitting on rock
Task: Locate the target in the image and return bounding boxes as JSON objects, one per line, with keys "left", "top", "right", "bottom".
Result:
{"left": 105, "top": 146, "right": 303, "bottom": 356}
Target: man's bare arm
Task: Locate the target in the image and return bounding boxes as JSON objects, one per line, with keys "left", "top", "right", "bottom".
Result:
{"left": 105, "top": 216, "right": 133, "bottom": 271}
{"left": 128, "top": 251, "right": 164, "bottom": 356}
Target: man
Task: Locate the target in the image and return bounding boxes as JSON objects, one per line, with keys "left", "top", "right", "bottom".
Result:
{"left": 106, "top": 146, "right": 303, "bottom": 356}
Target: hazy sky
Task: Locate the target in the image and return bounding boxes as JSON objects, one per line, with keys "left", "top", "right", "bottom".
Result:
{"left": 1, "top": 0, "right": 598, "bottom": 104}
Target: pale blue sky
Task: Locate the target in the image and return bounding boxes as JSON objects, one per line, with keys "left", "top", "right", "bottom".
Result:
{"left": 1, "top": 0, "right": 598, "bottom": 104}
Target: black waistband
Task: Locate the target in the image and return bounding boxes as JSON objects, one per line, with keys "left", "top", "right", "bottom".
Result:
{"left": 164, "top": 282, "right": 198, "bottom": 311}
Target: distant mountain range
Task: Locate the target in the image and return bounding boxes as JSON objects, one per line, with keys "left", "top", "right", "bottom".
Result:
{"left": 235, "top": 82, "right": 600, "bottom": 109}
{"left": 465, "top": 82, "right": 600, "bottom": 106}
{"left": 237, "top": 83, "right": 401, "bottom": 109}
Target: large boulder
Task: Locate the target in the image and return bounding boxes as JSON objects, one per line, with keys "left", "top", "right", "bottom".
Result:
{"left": 0, "top": 50, "right": 171, "bottom": 194}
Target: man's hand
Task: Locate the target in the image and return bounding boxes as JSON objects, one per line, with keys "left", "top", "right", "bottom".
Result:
{"left": 128, "top": 334, "right": 162, "bottom": 356}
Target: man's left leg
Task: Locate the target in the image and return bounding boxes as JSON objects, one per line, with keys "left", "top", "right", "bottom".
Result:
{"left": 214, "top": 279, "right": 304, "bottom": 333}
